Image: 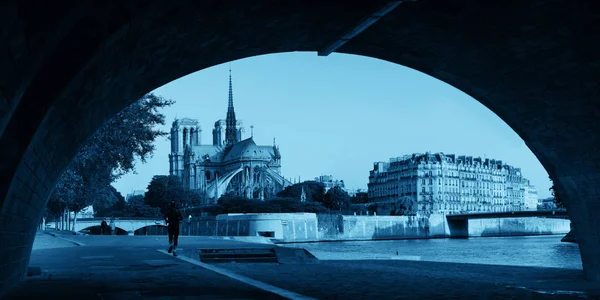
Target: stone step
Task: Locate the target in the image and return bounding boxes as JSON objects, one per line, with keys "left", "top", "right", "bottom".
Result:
{"left": 200, "top": 248, "right": 275, "bottom": 255}
{"left": 198, "top": 247, "right": 278, "bottom": 263}
{"left": 200, "top": 256, "right": 280, "bottom": 263}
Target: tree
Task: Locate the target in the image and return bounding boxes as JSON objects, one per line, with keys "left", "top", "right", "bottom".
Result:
{"left": 185, "top": 190, "right": 207, "bottom": 207}
{"left": 549, "top": 177, "right": 564, "bottom": 209}
{"left": 277, "top": 181, "right": 326, "bottom": 202}
{"left": 390, "top": 196, "right": 417, "bottom": 216}
{"left": 94, "top": 186, "right": 127, "bottom": 217}
{"left": 145, "top": 175, "right": 186, "bottom": 214}
{"left": 321, "top": 186, "right": 351, "bottom": 211}
{"left": 125, "top": 195, "right": 162, "bottom": 217}
{"left": 47, "top": 93, "right": 173, "bottom": 225}
{"left": 213, "top": 194, "right": 327, "bottom": 214}
{"left": 350, "top": 191, "right": 369, "bottom": 204}
{"left": 46, "top": 167, "right": 81, "bottom": 230}
{"left": 93, "top": 186, "right": 120, "bottom": 217}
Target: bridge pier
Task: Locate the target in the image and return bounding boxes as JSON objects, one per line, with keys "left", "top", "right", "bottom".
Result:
{"left": 567, "top": 204, "right": 600, "bottom": 281}
{"left": 562, "top": 230, "right": 577, "bottom": 243}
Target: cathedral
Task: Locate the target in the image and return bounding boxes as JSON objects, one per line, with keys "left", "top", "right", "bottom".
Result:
{"left": 168, "top": 70, "right": 291, "bottom": 203}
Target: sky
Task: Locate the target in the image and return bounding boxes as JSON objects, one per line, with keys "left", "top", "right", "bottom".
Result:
{"left": 112, "top": 52, "right": 552, "bottom": 198}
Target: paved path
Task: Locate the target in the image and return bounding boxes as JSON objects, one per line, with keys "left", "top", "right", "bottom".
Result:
{"left": 31, "top": 231, "right": 80, "bottom": 250}
{"left": 9, "top": 235, "right": 286, "bottom": 299}
{"left": 7, "top": 233, "right": 600, "bottom": 299}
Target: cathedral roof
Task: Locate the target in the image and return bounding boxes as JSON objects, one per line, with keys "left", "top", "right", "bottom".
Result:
{"left": 191, "top": 145, "right": 222, "bottom": 162}
{"left": 222, "top": 137, "right": 274, "bottom": 162}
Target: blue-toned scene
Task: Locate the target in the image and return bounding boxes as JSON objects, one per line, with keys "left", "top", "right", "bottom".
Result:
{"left": 1, "top": 1, "right": 599, "bottom": 299}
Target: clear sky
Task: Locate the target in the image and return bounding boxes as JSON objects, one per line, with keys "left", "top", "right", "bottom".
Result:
{"left": 112, "top": 52, "right": 552, "bottom": 198}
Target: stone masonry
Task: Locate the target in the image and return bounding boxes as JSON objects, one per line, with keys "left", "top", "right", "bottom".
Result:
{"left": 0, "top": 0, "right": 599, "bottom": 296}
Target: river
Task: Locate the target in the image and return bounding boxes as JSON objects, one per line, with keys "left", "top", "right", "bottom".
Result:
{"left": 284, "top": 235, "right": 582, "bottom": 270}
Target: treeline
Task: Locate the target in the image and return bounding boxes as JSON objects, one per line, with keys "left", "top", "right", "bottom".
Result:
{"left": 196, "top": 181, "right": 353, "bottom": 215}
{"left": 100, "top": 179, "right": 355, "bottom": 218}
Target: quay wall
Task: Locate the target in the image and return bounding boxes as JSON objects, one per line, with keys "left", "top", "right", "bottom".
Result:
{"left": 175, "top": 213, "right": 570, "bottom": 242}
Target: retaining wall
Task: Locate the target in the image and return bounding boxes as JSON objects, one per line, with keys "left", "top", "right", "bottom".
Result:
{"left": 177, "top": 213, "right": 571, "bottom": 242}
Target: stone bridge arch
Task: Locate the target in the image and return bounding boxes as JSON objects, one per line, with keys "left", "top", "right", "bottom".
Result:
{"left": 0, "top": 0, "right": 599, "bottom": 294}
{"left": 78, "top": 225, "right": 129, "bottom": 235}
{"left": 72, "top": 219, "right": 165, "bottom": 235}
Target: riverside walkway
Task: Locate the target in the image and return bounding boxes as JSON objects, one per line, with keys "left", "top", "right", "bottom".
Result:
{"left": 6, "top": 231, "right": 600, "bottom": 299}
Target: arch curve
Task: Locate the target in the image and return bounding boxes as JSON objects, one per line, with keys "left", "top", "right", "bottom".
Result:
{"left": 134, "top": 224, "right": 169, "bottom": 236}
{"left": 79, "top": 225, "right": 128, "bottom": 235}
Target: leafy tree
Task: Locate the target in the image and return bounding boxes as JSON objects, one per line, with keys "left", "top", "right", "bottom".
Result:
{"left": 47, "top": 93, "right": 173, "bottom": 220}
{"left": 390, "top": 196, "right": 417, "bottom": 216}
{"left": 321, "top": 186, "right": 351, "bottom": 211}
{"left": 94, "top": 186, "right": 127, "bottom": 217}
{"left": 92, "top": 186, "right": 117, "bottom": 217}
{"left": 276, "top": 181, "right": 326, "bottom": 202}
{"left": 185, "top": 189, "right": 207, "bottom": 207}
{"left": 125, "top": 195, "right": 162, "bottom": 217}
{"left": 145, "top": 175, "right": 186, "bottom": 214}
{"left": 47, "top": 168, "right": 80, "bottom": 219}
{"left": 350, "top": 191, "right": 369, "bottom": 204}
{"left": 549, "top": 177, "right": 564, "bottom": 209}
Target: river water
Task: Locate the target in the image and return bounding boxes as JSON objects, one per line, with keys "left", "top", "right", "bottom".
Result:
{"left": 284, "top": 235, "right": 582, "bottom": 270}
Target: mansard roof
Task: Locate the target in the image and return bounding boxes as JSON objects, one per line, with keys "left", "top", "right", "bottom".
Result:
{"left": 387, "top": 152, "right": 511, "bottom": 170}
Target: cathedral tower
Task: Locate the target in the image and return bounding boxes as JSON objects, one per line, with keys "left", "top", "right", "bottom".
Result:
{"left": 225, "top": 68, "right": 239, "bottom": 147}
{"left": 169, "top": 118, "right": 200, "bottom": 177}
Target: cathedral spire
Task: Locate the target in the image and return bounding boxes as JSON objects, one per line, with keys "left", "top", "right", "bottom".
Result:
{"left": 228, "top": 66, "right": 234, "bottom": 110}
{"left": 225, "top": 67, "right": 238, "bottom": 146}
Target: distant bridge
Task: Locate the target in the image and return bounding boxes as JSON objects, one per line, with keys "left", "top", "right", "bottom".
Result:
{"left": 446, "top": 209, "right": 569, "bottom": 221}
{"left": 74, "top": 218, "right": 165, "bottom": 234}
{"left": 445, "top": 210, "right": 570, "bottom": 238}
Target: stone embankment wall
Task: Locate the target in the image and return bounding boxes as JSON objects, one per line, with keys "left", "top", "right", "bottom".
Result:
{"left": 179, "top": 213, "right": 320, "bottom": 242}
{"left": 466, "top": 217, "right": 571, "bottom": 237}
{"left": 179, "top": 217, "right": 251, "bottom": 237}
{"left": 177, "top": 213, "right": 571, "bottom": 242}
{"left": 317, "top": 214, "right": 431, "bottom": 241}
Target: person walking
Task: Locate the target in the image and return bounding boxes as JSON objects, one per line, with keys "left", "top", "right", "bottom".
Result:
{"left": 164, "top": 201, "right": 183, "bottom": 256}
{"left": 109, "top": 217, "right": 116, "bottom": 235}
{"left": 100, "top": 220, "right": 108, "bottom": 235}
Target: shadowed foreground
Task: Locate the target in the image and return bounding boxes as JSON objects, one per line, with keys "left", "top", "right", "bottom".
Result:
{"left": 6, "top": 233, "right": 600, "bottom": 299}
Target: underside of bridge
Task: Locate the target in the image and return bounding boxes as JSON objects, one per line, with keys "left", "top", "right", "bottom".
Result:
{"left": 0, "top": 0, "right": 599, "bottom": 296}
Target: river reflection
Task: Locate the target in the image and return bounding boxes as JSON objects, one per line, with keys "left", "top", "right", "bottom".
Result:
{"left": 285, "top": 235, "right": 582, "bottom": 270}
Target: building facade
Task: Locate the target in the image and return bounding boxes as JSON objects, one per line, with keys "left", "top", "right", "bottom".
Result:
{"left": 367, "top": 152, "right": 538, "bottom": 215}
{"left": 524, "top": 183, "right": 539, "bottom": 210}
{"left": 168, "top": 70, "right": 291, "bottom": 203}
